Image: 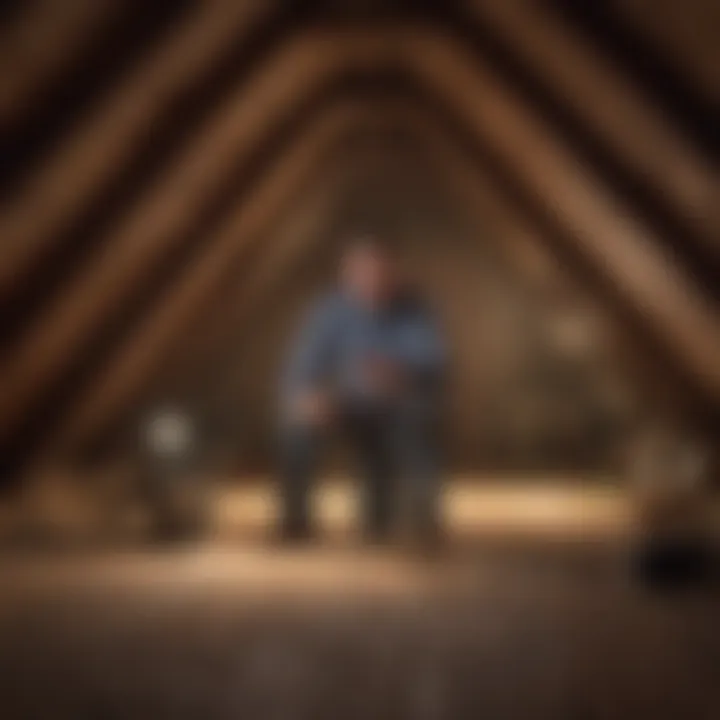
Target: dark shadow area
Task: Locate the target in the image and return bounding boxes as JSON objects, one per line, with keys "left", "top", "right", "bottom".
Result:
{"left": 0, "top": 1, "right": 194, "bottom": 198}
{"left": 549, "top": 0, "right": 718, "bottom": 159}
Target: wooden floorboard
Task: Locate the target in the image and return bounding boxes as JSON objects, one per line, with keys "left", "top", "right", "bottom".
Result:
{"left": 0, "top": 479, "right": 718, "bottom": 719}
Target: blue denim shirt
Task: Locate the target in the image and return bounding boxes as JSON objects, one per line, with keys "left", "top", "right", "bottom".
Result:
{"left": 281, "top": 290, "right": 446, "bottom": 409}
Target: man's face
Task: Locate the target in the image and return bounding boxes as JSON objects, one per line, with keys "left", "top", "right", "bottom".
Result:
{"left": 341, "top": 241, "right": 396, "bottom": 309}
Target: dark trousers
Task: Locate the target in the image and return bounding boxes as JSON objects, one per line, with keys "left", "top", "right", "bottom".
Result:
{"left": 278, "top": 400, "right": 442, "bottom": 540}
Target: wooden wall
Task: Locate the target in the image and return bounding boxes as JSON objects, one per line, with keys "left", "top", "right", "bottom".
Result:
{"left": 0, "top": 0, "right": 717, "bottom": 482}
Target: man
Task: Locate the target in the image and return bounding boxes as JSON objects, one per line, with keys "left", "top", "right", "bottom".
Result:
{"left": 278, "top": 236, "right": 446, "bottom": 545}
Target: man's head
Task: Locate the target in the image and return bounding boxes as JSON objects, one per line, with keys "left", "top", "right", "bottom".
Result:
{"left": 339, "top": 235, "right": 398, "bottom": 309}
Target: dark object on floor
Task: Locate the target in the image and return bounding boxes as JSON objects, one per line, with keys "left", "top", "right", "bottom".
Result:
{"left": 137, "top": 406, "right": 210, "bottom": 542}
{"left": 275, "top": 521, "right": 317, "bottom": 545}
{"left": 632, "top": 539, "right": 716, "bottom": 591}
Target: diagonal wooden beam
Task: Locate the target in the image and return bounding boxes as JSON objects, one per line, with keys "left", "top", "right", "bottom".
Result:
{"left": 79, "top": 104, "right": 622, "bottom": 457}
{"left": 398, "top": 30, "right": 720, "bottom": 399}
{"left": 0, "top": 29, "right": 395, "bottom": 439}
{"left": 73, "top": 160, "right": 357, "bottom": 460}
{"left": 612, "top": 0, "right": 719, "bottom": 103}
{"left": 203, "top": 115, "right": 572, "bottom": 408}
{"left": 203, "top": 110, "right": 643, "bottom": 410}
{"left": 465, "top": 0, "right": 717, "bottom": 252}
{"left": 413, "top": 111, "right": 680, "bottom": 405}
{"left": 153, "top": 145, "right": 397, "bottom": 408}
{"left": 31, "top": 101, "right": 380, "bottom": 463}
{"left": 0, "top": 0, "right": 121, "bottom": 124}
{"left": 31, "top": 92, "right": 714, "bottom": 465}
{"left": 154, "top": 158, "right": 367, "bottom": 405}
{"left": 0, "top": 0, "right": 277, "bottom": 301}
{"left": 4, "top": 24, "right": 718, "bottom": 451}
{"left": 166, "top": 25, "right": 718, "bottom": 407}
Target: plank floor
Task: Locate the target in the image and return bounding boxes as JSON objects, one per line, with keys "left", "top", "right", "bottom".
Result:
{"left": 0, "top": 480, "right": 717, "bottom": 719}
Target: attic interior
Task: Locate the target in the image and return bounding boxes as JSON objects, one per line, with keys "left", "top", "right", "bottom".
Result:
{"left": 0, "top": 1, "right": 718, "bottom": 718}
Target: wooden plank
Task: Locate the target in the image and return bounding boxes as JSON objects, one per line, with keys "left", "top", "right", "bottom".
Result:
{"left": 613, "top": 0, "right": 719, "bottom": 102}
{"left": 0, "top": 29, "right": 394, "bottom": 438}
{"left": 0, "top": 0, "right": 120, "bottom": 124}
{"left": 466, "top": 0, "right": 718, "bottom": 251}
{"left": 402, "top": 30, "right": 720, "bottom": 399}
{"left": 5, "top": 24, "right": 718, "bottom": 456}
{"left": 34, "top": 102, "right": 376, "bottom": 460}
{"left": 0, "top": 0, "right": 275, "bottom": 299}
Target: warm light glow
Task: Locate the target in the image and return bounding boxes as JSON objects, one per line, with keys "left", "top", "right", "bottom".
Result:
{"left": 144, "top": 408, "right": 195, "bottom": 458}
{"left": 214, "top": 477, "right": 631, "bottom": 540}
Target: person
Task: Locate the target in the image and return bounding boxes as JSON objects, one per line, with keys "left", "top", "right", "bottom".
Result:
{"left": 277, "top": 235, "right": 446, "bottom": 545}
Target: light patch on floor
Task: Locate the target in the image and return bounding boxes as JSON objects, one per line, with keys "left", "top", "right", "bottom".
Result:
{"left": 213, "top": 476, "right": 631, "bottom": 541}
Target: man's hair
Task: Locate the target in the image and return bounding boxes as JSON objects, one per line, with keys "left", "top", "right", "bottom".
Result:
{"left": 341, "top": 233, "right": 396, "bottom": 259}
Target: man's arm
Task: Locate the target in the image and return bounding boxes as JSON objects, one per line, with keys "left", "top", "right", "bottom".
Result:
{"left": 372, "top": 304, "right": 445, "bottom": 397}
{"left": 281, "top": 296, "right": 340, "bottom": 413}
{"left": 397, "top": 308, "right": 446, "bottom": 388}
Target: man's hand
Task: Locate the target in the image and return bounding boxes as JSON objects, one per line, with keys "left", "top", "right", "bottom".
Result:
{"left": 363, "top": 356, "right": 406, "bottom": 399}
{"left": 290, "top": 390, "right": 334, "bottom": 426}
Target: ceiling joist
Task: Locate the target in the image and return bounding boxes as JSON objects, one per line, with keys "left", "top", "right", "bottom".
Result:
{"left": 44, "top": 101, "right": 712, "bottom": 462}
{"left": 0, "top": 0, "right": 275, "bottom": 300}
{"left": 36, "top": 101, "right": 374, "bottom": 461}
{"left": 466, "top": 0, "right": 717, "bottom": 249}
{"left": 1, "top": 9, "right": 717, "bottom": 476}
